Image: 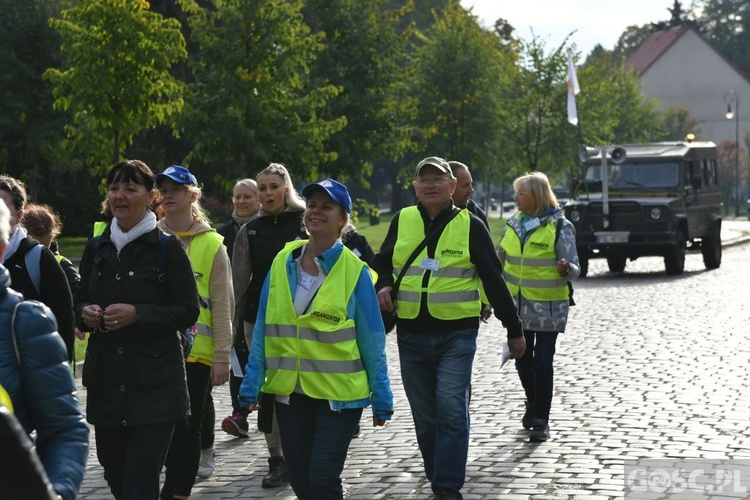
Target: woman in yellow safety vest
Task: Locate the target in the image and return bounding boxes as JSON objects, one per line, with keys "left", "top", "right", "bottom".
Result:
{"left": 155, "top": 165, "right": 234, "bottom": 499}
{"left": 498, "top": 171, "right": 580, "bottom": 443}
{"left": 239, "top": 179, "right": 393, "bottom": 500}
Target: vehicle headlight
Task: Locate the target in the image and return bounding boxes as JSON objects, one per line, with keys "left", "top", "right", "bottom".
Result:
{"left": 569, "top": 210, "right": 581, "bottom": 222}
{"left": 650, "top": 208, "right": 662, "bottom": 220}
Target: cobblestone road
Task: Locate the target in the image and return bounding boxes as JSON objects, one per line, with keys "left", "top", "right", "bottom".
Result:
{"left": 77, "top": 221, "right": 750, "bottom": 499}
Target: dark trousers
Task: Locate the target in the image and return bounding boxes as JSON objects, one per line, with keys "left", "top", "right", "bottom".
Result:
{"left": 95, "top": 422, "right": 175, "bottom": 500}
{"left": 275, "top": 393, "right": 362, "bottom": 500}
{"left": 200, "top": 386, "right": 214, "bottom": 450}
{"left": 162, "top": 362, "right": 211, "bottom": 498}
{"left": 229, "top": 321, "right": 249, "bottom": 413}
{"left": 515, "top": 330, "right": 558, "bottom": 421}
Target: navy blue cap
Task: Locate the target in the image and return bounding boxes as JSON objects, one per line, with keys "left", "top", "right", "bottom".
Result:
{"left": 301, "top": 179, "right": 352, "bottom": 213}
{"left": 156, "top": 165, "right": 197, "bottom": 186}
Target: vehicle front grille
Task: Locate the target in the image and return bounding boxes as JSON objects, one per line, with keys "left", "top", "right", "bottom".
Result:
{"left": 582, "top": 201, "right": 645, "bottom": 232}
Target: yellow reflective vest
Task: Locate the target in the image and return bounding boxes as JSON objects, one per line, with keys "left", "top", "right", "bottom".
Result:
{"left": 0, "top": 384, "right": 13, "bottom": 412}
{"left": 92, "top": 221, "right": 107, "bottom": 238}
{"left": 184, "top": 231, "right": 225, "bottom": 364}
{"left": 393, "top": 207, "right": 480, "bottom": 320}
{"left": 499, "top": 220, "right": 568, "bottom": 301}
{"left": 262, "top": 240, "right": 370, "bottom": 401}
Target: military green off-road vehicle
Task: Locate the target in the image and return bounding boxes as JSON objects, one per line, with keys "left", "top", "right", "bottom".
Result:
{"left": 563, "top": 141, "right": 723, "bottom": 277}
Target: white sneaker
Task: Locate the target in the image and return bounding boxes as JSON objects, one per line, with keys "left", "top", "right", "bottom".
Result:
{"left": 197, "top": 445, "right": 215, "bottom": 478}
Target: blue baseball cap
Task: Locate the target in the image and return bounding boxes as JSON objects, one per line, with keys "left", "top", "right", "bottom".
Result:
{"left": 156, "top": 165, "right": 197, "bottom": 186}
{"left": 301, "top": 179, "right": 352, "bottom": 213}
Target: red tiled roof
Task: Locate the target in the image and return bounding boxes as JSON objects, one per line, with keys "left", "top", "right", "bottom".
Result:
{"left": 625, "top": 25, "right": 690, "bottom": 76}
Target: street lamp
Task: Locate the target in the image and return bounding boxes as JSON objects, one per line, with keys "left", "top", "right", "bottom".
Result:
{"left": 724, "top": 90, "right": 740, "bottom": 217}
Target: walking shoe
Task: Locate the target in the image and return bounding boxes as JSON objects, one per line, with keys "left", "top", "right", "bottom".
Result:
{"left": 197, "top": 445, "right": 215, "bottom": 478}
{"left": 522, "top": 400, "right": 535, "bottom": 430}
{"left": 529, "top": 418, "right": 550, "bottom": 442}
{"left": 262, "top": 457, "right": 287, "bottom": 488}
{"left": 221, "top": 412, "right": 249, "bottom": 438}
{"left": 432, "top": 487, "right": 463, "bottom": 499}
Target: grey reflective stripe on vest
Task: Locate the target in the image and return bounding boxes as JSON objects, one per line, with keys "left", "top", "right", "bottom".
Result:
{"left": 300, "top": 358, "right": 364, "bottom": 374}
{"left": 266, "top": 324, "right": 297, "bottom": 338}
{"left": 393, "top": 266, "right": 423, "bottom": 277}
{"left": 397, "top": 289, "right": 479, "bottom": 303}
{"left": 298, "top": 327, "right": 356, "bottom": 344}
{"left": 433, "top": 267, "right": 477, "bottom": 279}
{"left": 503, "top": 273, "right": 566, "bottom": 288}
{"left": 428, "top": 290, "right": 480, "bottom": 303}
{"left": 196, "top": 323, "right": 215, "bottom": 338}
{"left": 503, "top": 255, "right": 558, "bottom": 267}
{"left": 266, "top": 356, "right": 364, "bottom": 374}
{"left": 266, "top": 357, "right": 298, "bottom": 371}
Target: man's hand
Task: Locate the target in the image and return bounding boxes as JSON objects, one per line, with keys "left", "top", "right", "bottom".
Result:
{"left": 377, "top": 286, "right": 395, "bottom": 312}
{"left": 480, "top": 305, "right": 492, "bottom": 324}
{"left": 373, "top": 416, "right": 386, "bottom": 427}
{"left": 508, "top": 336, "right": 526, "bottom": 359}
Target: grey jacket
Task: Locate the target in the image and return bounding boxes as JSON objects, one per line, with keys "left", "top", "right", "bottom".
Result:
{"left": 498, "top": 208, "right": 579, "bottom": 332}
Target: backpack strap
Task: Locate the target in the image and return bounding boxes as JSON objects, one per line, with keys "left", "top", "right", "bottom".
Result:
{"left": 24, "top": 244, "right": 43, "bottom": 295}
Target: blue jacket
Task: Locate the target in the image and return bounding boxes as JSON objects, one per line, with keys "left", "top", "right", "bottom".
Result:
{"left": 0, "top": 264, "right": 89, "bottom": 500}
{"left": 239, "top": 241, "right": 393, "bottom": 419}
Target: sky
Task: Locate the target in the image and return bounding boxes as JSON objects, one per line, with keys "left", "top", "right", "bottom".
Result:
{"left": 460, "top": 0, "right": 679, "bottom": 56}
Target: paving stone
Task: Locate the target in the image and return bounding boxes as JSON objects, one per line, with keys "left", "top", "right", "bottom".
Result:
{"left": 72, "top": 227, "right": 750, "bottom": 498}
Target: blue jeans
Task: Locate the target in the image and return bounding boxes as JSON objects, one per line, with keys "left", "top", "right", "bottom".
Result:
{"left": 275, "top": 393, "right": 362, "bottom": 500}
{"left": 515, "top": 330, "right": 558, "bottom": 421}
{"left": 397, "top": 328, "right": 477, "bottom": 492}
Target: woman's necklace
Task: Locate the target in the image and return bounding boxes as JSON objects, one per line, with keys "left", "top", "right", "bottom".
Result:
{"left": 301, "top": 253, "right": 319, "bottom": 276}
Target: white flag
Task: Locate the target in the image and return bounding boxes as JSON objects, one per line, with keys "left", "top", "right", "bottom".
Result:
{"left": 567, "top": 49, "right": 580, "bottom": 126}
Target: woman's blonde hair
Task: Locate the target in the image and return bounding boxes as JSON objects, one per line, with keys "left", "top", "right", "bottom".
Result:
{"left": 513, "top": 171, "right": 559, "bottom": 215}
{"left": 185, "top": 184, "right": 211, "bottom": 224}
{"left": 258, "top": 163, "right": 306, "bottom": 211}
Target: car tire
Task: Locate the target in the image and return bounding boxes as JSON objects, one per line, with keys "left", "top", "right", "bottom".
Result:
{"left": 578, "top": 249, "right": 589, "bottom": 278}
{"left": 606, "top": 251, "right": 627, "bottom": 273}
{"left": 664, "top": 228, "right": 686, "bottom": 275}
{"left": 701, "top": 222, "right": 722, "bottom": 270}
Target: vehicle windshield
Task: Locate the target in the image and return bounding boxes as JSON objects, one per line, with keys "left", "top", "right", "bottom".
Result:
{"left": 583, "top": 162, "right": 680, "bottom": 189}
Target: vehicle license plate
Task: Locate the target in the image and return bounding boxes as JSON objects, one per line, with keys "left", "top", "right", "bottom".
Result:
{"left": 595, "top": 232, "right": 629, "bottom": 243}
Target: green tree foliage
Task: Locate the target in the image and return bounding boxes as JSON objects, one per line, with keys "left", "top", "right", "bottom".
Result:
{"left": 413, "top": 4, "right": 516, "bottom": 178}
{"left": 179, "top": 0, "right": 345, "bottom": 184}
{"left": 0, "top": 0, "right": 65, "bottom": 184}
{"left": 699, "top": 0, "right": 750, "bottom": 74}
{"left": 655, "top": 107, "right": 701, "bottom": 141}
{"left": 301, "top": 0, "right": 416, "bottom": 186}
{"left": 45, "top": 0, "right": 187, "bottom": 172}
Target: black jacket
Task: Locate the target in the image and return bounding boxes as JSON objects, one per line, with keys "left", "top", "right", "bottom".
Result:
{"left": 217, "top": 218, "right": 241, "bottom": 264}
{"left": 342, "top": 228, "right": 375, "bottom": 267}
{"left": 372, "top": 202, "right": 522, "bottom": 338}
{"left": 237, "top": 210, "right": 306, "bottom": 322}
{"left": 4, "top": 236, "right": 76, "bottom": 361}
{"left": 74, "top": 227, "right": 199, "bottom": 428}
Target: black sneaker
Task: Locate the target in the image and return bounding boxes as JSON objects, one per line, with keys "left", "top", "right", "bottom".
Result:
{"left": 522, "top": 401, "right": 534, "bottom": 430}
{"left": 433, "top": 487, "right": 463, "bottom": 500}
{"left": 529, "top": 418, "right": 550, "bottom": 442}
{"left": 262, "top": 457, "right": 287, "bottom": 488}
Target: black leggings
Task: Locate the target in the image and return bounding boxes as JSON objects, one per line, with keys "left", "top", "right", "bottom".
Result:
{"left": 95, "top": 422, "right": 175, "bottom": 500}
